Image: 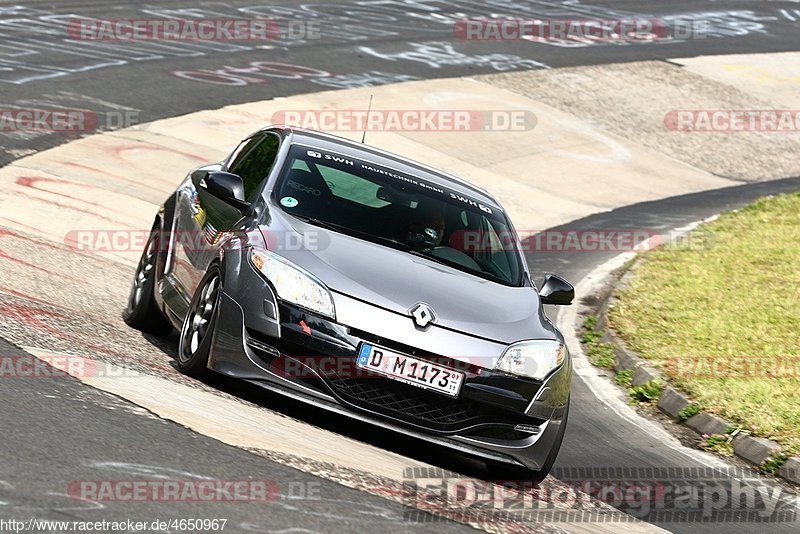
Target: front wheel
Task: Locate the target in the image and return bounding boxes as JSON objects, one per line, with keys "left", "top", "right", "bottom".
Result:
{"left": 177, "top": 266, "right": 221, "bottom": 377}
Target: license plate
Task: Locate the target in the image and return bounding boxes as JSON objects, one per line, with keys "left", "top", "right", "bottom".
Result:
{"left": 356, "top": 343, "right": 464, "bottom": 397}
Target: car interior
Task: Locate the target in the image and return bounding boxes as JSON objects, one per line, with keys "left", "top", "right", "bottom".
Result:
{"left": 275, "top": 156, "right": 519, "bottom": 284}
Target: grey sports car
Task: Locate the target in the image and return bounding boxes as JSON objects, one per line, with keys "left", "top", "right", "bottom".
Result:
{"left": 124, "top": 125, "right": 574, "bottom": 481}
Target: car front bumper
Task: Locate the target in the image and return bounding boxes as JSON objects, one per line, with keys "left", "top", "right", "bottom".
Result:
{"left": 207, "top": 257, "right": 571, "bottom": 471}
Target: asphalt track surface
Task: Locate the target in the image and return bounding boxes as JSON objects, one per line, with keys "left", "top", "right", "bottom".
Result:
{"left": 0, "top": 338, "right": 474, "bottom": 533}
{"left": 2, "top": 1, "right": 800, "bottom": 533}
{"left": 3, "top": 0, "right": 800, "bottom": 164}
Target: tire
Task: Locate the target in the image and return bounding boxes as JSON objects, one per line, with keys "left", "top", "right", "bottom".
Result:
{"left": 488, "top": 398, "right": 570, "bottom": 484}
{"left": 177, "top": 265, "right": 221, "bottom": 377}
{"left": 123, "top": 225, "right": 172, "bottom": 336}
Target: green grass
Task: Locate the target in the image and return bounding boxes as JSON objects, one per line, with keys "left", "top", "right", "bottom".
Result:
{"left": 587, "top": 342, "right": 615, "bottom": 369}
{"left": 609, "top": 192, "right": 800, "bottom": 454}
{"left": 760, "top": 453, "right": 788, "bottom": 475}
{"left": 615, "top": 369, "right": 634, "bottom": 386}
{"left": 677, "top": 403, "right": 701, "bottom": 422}
{"left": 702, "top": 434, "right": 734, "bottom": 457}
{"left": 581, "top": 315, "right": 600, "bottom": 343}
{"left": 628, "top": 379, "right": 664, "bottom": 404}
{"left": 581, "top": 316, "right": 616, "bottom": 369}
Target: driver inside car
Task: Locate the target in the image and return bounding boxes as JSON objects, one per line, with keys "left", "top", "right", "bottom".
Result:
{"left": 406, "top": 205, "right": 446, "bottom": 251}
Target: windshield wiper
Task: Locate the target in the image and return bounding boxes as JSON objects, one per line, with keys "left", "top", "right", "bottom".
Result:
{"left": 291, "top": 215, "right": 341, "bottom": 232}
{"left": 409, "top": 249, "right": 512, "bottom": 285}
{"left": 407, "top": 249, "right": 450, "bottom": 267}
{"left": 292, "top": 215, "right": 410, "bottom": 250}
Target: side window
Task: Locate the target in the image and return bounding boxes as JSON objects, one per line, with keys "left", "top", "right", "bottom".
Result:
{"left": 227, "top": 133, "right": 280, "bottom": 201}
{"left": 484, "top": 217, "right": 513, "bottom": 279}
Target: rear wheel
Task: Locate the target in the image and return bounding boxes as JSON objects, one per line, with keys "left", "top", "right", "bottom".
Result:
{"left": 123, "top": 226, "right": 172, "bottom": 336}
{"left": 488, "top": 399, "right": 570, "bottom": 483}
{"left": 177, "top": 266, "right": 221, "bottom": 377}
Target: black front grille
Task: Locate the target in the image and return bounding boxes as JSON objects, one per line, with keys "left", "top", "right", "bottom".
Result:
{"left": 329, "top": 375, "right": 479, "bottom": 426}
{"left": 326, "top": 373, "right": 531, "bottom": 433}
{"left": 244, "top": 327, "right": 536, "bottom": 433}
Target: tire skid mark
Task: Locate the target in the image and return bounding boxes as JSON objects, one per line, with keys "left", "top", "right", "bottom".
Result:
{"left": 15, "top": 174, "right": 148, "bottom": 226}
{"left": 0, "top": 245, "right": 59, "bottom": 277}
{"left": 17, "top": 174, "right": 108, "bottom": 204}
{"left": 0, "top": 216, "right": 59, "bottom": 237}
{"left": 107, "top": 139, "right": 209, "bottom": 163}
{"left": 12, "top": 189, "right": 128, "bottom": 226}
{"left": 0, "top": 224, "right": 132, "bottom": 269}
{"left": 56, "top": 140, "right": 209, "bottom": 192}
{"left": 0, "top": 285, "right": 121, "bottom": 328}
{"left": 0, "top": 295, "right": 177, "bottom": 376}
{"left": 0, "top": 227, "right": 80, "bottom": 280}
{"left": 61, "top": 161, "right": 169, "bottom": 190}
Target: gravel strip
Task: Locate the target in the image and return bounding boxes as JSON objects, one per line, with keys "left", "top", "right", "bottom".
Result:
{"left": 480, "top": 61, "right": 800, "bottom": 181}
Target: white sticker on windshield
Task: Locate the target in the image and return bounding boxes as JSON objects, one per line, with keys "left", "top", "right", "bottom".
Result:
{"left": 280, "top": 196, "right": 298, "bottom": 208}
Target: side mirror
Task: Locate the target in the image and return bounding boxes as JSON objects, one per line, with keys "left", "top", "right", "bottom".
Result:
{"left": 201, "top": 171, "right": 250, "bottom": 211}
{"left": 539, "top": 274, "right": 574, "bottom": 305}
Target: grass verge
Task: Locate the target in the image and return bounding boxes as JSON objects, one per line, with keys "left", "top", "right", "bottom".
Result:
{"left": 581, "top": 316, "right": 615, "bottom": 369}
{"left": 609, "top": 192, "right": 800, "bottom": 455}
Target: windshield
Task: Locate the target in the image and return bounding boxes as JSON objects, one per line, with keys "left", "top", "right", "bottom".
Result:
{"left": 273, "top": 144, "right": 524, "bottom": 286}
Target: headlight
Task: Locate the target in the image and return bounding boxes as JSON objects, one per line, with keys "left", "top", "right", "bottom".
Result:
{"left": 494, "top": 340, "right": 566, "bottom": 380}
{"left": 250, "top": 249, "right": 335, "bottom": 319}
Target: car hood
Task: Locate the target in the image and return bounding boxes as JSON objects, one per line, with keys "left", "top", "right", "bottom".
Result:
{"left": 260, "top": 217, "right": 557, "bottom": 344}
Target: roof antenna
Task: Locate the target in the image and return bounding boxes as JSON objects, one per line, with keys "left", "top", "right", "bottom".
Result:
{"left": 361, "top": 94, "right": 373, "bottom": 144}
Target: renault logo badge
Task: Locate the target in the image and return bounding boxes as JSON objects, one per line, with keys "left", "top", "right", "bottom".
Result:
{"left": 410, "top": 303, "right": 436, "bottom": 328}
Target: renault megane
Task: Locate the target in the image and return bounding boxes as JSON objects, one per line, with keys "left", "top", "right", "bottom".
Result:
{"left": 124, "top": 126, "right": 574, "bottom": 481}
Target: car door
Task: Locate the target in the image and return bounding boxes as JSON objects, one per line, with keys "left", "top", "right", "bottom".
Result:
{"left": 170, "top": 131, "right": 281, "bottom": 302}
